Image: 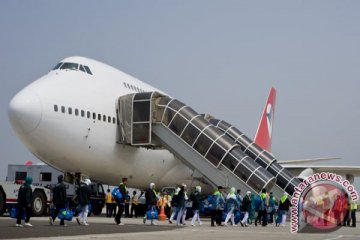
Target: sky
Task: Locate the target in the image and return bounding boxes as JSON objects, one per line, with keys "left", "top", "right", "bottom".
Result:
{"left": 1, "top": 1, "right": 359, "bottom": 188}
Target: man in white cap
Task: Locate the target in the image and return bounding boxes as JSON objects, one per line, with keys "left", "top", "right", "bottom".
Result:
{"left": 143, "top": 182, "right": 158, "bottom": 225}
{"left": 176, "top": 184, "right": 188, "bottom": 226}
{"left": 190, "top": 186, "right": 202, "bottom": 226}
{"left": 240, "top": 191, "right": 252, "bottom": 227}
{"left": 169, "top": 187, "right": 180, "bottom": 224}
{"left": 76, "top": 178, "right": 91, "bottom": 226}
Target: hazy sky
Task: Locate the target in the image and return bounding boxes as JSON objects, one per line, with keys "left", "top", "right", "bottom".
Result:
{"left": 1, "top": 1, "right": 359, "bottom": 186}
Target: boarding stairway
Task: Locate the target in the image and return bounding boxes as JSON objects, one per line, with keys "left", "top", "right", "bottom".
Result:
{"left": 117, "top": 92, "right": 277, "bottom": 193}
{"left": 204, "top": 116, "right": 301, "bottom": 196}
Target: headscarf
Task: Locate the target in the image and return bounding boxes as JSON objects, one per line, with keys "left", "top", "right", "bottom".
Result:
{"left": 25, "top": 176, "right": 33, "bottom": 185}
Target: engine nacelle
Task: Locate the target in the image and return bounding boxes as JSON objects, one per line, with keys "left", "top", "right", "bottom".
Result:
{"left": 297, "top": 168, "right": 315, "bottom": 182}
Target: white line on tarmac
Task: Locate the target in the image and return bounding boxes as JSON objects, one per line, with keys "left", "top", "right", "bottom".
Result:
{"left": 322, "top": 235, "right": 343, "bottom": 240}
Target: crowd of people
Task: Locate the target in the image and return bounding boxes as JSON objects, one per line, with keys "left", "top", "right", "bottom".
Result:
{"left": 103, "top": 180, "right": 294, "bottom": 228}
{"left": 14, "top": 176, "right": 357, "bottom": 229}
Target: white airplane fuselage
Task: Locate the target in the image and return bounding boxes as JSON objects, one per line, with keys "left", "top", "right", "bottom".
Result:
{"left": 8, "top": 57, "right": 194, "bottom": 189}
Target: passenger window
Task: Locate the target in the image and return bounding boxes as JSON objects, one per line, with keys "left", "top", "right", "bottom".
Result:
{"left": 81, "top": 110, "right": 85, "bottom": 117}
{"left": 87, "top": 111, "right": 90, "bottom": 118}
{"left": 68, "top": 107, "right": 72, "bottom": 115}
{"left": 113, "top": 117, "right": 116, "bottom": 124}
{"left": 84, "top": 66, "right": 92, "bottom": 75}
{"left": 61, "top": 106, "right": 65, "bottom": 113}
{"left": 98, "top": 114, "right": 101, "bottom": 121}
{"left": 93, "top": 113, "right": 96, "bottom": 120}
{"left": 108, "top": 116, "right": 111, "bottom": 123}
{"left": 60, "top": 62, "right": 79, "bottom": 71}
{"left": 123, "top": 82, "right": 127, "bottom": 88}
{"left": 79, "top": 65, "right": 86, "bottom": 72}
{"left": 103, "top": 115, "right": 106, "bottom": 122}
{"left": 75, "top": 109, "right": 79, "bottom": 116}
{"left": 54, "top": 105, "right": 58, "bottom": 112}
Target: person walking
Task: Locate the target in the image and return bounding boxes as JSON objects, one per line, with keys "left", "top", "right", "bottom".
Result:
{"left": 236, "top": 189, "right": 243, "bottom": 212}
{"left": 164, "top": 191, "right": 172, "bottom": 219}
{"left": 277, "top": 192, "right": 291, "bottom": 227}
{"left": 176, "top": 184, "right": 188, "bottom": 226}
{"left": 169, "top": 187, "right": 180, "bottom": 224}
{"left": 130, "top": 190, "right": 139, "bottom": 218}
{"left": 105, "top": 189, "right": 113, "bottom": 218}
{"left": 50, "top": 175, "right": 67, "bottom": 226}
{"left": 348, "top": 199, "right": 357, "bottom": 227}
{"left": 211, "top": 186, "right": 225, "bottom": 227}
{"left": 76, "top": 178, "right": 91, "bottom": 226}
{"left": 255, "top": 189, "right": 269, "bottom": 227}
{"left": 143, "top": 182, "right": 158, "bottom": 225}
{"left": 267, "top": 192, "right": 276, "bottom": 224}
{"left": 224, "top": 187, "right": 238, "bottom": 226}
{"left": 240, "top": 191, "right": 252, "bottom": 227}
{"left": 16, "top": 176, "right": 33, "bottom": 227}
{"left": 114, "top": 180, "right": 127, "bottom": 225}
{"left": 190, "top": 186, "right": 203, "bottom": 226}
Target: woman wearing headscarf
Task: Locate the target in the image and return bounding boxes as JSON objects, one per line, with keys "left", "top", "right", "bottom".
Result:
{"left": 16, "top": 176, "right": 33, "bottom": 227}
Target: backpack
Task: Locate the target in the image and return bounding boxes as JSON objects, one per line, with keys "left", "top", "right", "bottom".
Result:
{"left": 111, "top": 187, "right": 123, "bottom": 203}
{"left": 207, "top": 195, "right": 215, "bottom": 209}
{"left": 254, "top": 195, "right": 263, "bottom": 211}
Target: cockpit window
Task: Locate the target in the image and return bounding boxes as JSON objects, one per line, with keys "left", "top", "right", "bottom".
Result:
{"left": 79, "top": 65, "right": 86, "bottom": 72}
{"left": 52, "top": 62, "right": 63, "bottom": 70}
{"left": 60, "top": 62, "right": 79, "bottom": 70}
{"left": 51, "top": 62, "right": 93, "bottom": 75}
{"left": 84, "top": 66, "right": 93, "bottom": 75}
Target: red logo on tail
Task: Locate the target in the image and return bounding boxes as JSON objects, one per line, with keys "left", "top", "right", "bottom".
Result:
{"left": 254, "top": 87, "right": 276, "bottom": 152}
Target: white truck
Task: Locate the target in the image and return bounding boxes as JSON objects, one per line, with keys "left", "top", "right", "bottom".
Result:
{"left": 0, "top": 181, "right": 51, "bottom": 217}
{"left": 5, "top": 164, "right": 106, "bottom": 216}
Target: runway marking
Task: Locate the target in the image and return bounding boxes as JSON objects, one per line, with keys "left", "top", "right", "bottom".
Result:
{"left": 322, "top": 235, "right": 343, "bottom": 240}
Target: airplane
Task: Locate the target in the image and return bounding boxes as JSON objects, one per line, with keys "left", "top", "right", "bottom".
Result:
{"left": 8, "top": 56, "right": 360, "bottom": 197}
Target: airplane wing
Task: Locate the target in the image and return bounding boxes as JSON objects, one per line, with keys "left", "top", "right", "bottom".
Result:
{"left": 277, "top": 157, "right": 341, "bottom": 165}
{"left": 282, "top": 165, "right": 360, "bottom": 177}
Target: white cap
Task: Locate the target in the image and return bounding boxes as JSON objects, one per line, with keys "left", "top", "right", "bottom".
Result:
{"left": 196, "top": 186, "right": 202, "bottom": 192}
{"left": 175, "top": 187, "right": 181, "bottom": 194}
{"left": 84, "top": 179, "right": 91, "bottom": 185}
{"left": 150, "top": 182, "right": 155, "bottom": 188}
{"left": 246, "top": 191, "right": 251, "bottom": 195}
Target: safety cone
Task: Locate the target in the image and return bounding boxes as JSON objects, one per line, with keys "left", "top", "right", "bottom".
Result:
{"left": 158, "top": 206, "right": 166, "bottom": 221}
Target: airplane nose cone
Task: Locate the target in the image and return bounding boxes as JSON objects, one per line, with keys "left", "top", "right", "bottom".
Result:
{"left": 8, "top": 89, "right": 42, "bottom": 135}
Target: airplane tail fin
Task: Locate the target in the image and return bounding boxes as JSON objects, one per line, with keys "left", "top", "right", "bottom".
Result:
{"left": 254, "top": 87, "right": 276, "bottom": 152}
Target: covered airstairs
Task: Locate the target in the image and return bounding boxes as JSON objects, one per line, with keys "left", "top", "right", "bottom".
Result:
{"left": 116, "top": 92, "right": 295, "bottom": 194}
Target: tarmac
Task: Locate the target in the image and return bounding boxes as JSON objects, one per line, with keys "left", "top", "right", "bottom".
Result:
{"left": 1, "top": 213, "right": 360, "bottom": 240}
